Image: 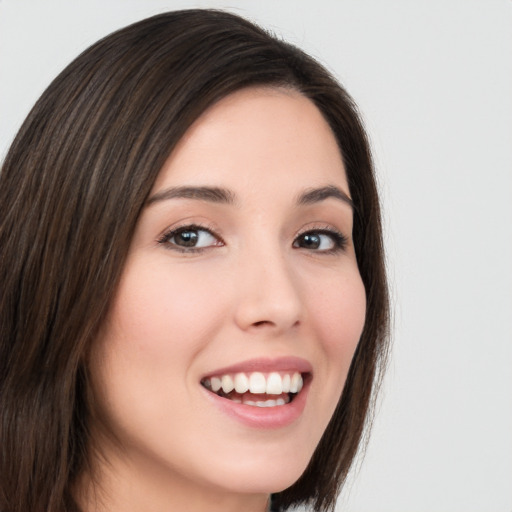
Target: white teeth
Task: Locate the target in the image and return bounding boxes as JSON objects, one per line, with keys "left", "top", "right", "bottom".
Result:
{"left": 211, "top": 376, "right": 222, "bottom": 392}
{"left": 257, "top": 400, "right": 276, "bottom": 407}
{"left": 242, "top": 396, "right": 289, "bottom": 407}
{"left": 266, "top": 372, "right": 283, "bottom": 395}
{"left": 281, "top": 374, "right": 291, "bottom": 393}
{"left": 221, "top": 375, "right": 234, "bottom": 393}
{"left": 248, "top": 372, "right": 267, "bottom": 394}
{"left": 289, "top": 372, "right": 303, "bottom": 393}
{"left": 204, "top": 371, "right": 305, "bottom": 398}
{"left": 245, "top": 399, "right": 276, "bottom": 407}
{"left": 234, "top": 373, "right": 249, "bottom": 393}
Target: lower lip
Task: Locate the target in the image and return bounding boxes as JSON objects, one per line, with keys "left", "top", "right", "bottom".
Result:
{"left": 202, "top": 379, "right": 311, "bottom": 429}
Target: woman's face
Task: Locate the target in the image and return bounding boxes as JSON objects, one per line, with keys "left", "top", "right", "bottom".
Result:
{"left": 89, "top": 87, "right": 366, "bottom": 509}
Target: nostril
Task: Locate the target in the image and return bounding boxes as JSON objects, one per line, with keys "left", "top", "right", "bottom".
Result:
{"left": 253, "top": 320, "right": 272, "bottom": 327}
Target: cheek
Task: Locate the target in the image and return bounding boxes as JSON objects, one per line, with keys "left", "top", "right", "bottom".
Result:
{"left": 311, "top": 271, "right": 366, "bottom": 353}
{"left": 107, "top": 258, "right": 227, "bottom": 359}
{"left": 90, "top": 258, "right": 229, "bottom": 424}
{"left": 306, "top": 269, "right": 366, "bottom": 400}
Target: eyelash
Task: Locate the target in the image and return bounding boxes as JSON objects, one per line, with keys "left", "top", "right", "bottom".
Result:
{"left": 157, "top": 223, "right": 348, "bottom": 254}
{"left": 293, "top": 227, "right": 348, "bottom": 254}
{"left": 157, "top": 223, "right": 223, "bottom": 254}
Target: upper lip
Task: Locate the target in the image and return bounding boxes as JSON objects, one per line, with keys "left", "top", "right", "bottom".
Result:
{"left": 201, "top": 356, "right": 313, "bottom": 378}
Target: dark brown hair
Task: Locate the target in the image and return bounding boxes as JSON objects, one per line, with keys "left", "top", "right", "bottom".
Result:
{"left": 0, "top": 9, "right": 389, "bottom": 512}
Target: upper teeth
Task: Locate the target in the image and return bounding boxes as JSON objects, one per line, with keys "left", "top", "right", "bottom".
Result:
{"left": 206, "top": 371, "right": 303, "bottom": 395}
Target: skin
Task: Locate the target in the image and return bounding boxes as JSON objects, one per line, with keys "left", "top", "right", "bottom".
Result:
{"left": 84, "top": 87, "right": 367, "bottom": 512}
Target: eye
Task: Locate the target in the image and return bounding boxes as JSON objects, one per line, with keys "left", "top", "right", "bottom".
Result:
{"left": 158, "top": 225, "right": 222, "bottom": 252}
{"left": 293, "top": 229, "right": 348, "bottom": 253}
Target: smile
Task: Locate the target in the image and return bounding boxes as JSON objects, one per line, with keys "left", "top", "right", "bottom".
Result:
{"left": 201, "top": 371, "right": 305, "bottom": 408}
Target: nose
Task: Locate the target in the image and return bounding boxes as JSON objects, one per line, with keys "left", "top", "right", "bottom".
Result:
{"left": 233, "top": 248, "right": 302, "bottom": 334}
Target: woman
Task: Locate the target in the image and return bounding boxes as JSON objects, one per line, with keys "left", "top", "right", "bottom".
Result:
{"left": 0, "top": 9, "right": 389, "bottom": 512}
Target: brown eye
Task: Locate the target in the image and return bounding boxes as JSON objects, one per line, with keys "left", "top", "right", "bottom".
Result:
{"left": 172, "top": 228, "right": 201, "bottom": 247}
{"left": 159, "top": 225, "right": 222, "bottom": 252}
{"left": 297, "top": 233, "right": 323, "bottom": 250}
{"left": 293, "top": 230, "right": 348, "bottom": 252}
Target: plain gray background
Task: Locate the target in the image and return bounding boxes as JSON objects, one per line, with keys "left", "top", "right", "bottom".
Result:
{"left": 1, "top": 1, "right": 511, "bottom": 511}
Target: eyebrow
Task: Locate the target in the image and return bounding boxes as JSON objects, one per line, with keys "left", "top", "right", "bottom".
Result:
{"left": 297, "top": 185, "right": 353, "bottom": 209}
{"left": 146, "top": 186, "right": 236, "bottom": 206}
{"left": 146, "top": 184, "right": 353, "bottom": 209}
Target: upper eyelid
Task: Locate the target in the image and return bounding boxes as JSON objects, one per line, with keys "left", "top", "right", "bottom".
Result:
{"left": 158, "top": 222, "right": 221, "bottom": 242}
{"left": 293, "top": 224, "right": 348, "bottom": 240}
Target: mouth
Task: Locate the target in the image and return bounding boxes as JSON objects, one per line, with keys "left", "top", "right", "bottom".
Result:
{"left": 201, "top": 371, "right": 308, "bottom": 408}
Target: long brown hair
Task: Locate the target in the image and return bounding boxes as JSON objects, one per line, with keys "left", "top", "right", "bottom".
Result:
{"left": 0, "top": 9, "right": 389, "bottom": 512}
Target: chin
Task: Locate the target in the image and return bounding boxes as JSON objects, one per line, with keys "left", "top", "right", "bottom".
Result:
{"left": 197, "top": 440, "right": 314, "bottom": 495}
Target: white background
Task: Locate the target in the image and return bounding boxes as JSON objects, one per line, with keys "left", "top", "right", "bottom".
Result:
{"left": 1, "top": 1, "right": 511, "bottom": 511}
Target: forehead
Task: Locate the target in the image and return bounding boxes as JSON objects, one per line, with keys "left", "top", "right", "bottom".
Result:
{"left": 153, "top": 87, "right": 348, "bottom": 195}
